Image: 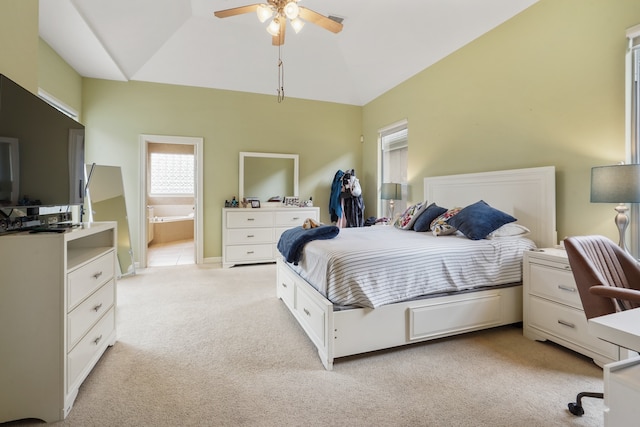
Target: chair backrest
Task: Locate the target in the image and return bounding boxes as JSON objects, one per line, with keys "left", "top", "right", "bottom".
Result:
{"left": 565, "top": 235, "right": 640, "bottom": 319}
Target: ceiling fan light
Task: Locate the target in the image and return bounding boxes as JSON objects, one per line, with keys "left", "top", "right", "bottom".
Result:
{"left": 256, "top": 4, "right": 273, "bottom": 23}
{"left": 266, "top": 18, "right": 280, "bottom": 36}
{"left": 290, "top": 18, "right": 304, "bottom": 34}
{"left": 283, "top": 1, "right": 299, "bottom": 20}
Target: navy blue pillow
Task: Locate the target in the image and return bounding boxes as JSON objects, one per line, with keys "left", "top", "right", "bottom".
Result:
{"left": 447, "top": 200, "right": 516, "bottom": 240}
{"left": 413, "top": 203, "right": 448, "bottom": 232}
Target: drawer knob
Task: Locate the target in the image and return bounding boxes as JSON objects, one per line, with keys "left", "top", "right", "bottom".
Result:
{"left": 93, "top": 334, "right": 103, "bottom": 345}
{"left": 558, "top": 285, "right": 576, "bottom": 293}
{"left": 292, "top": 217, "right": 300, "bottom": 220}
{"left": 557, "top": 319, "right": 575, "bottom": 328}
{"left": 281, "top": 282, "right": 288, "bottom": 288}
{"left": 92, "top": 271, "right": 103, "bottom": 280}
{"left": 93, "top": 303, "right": 103, "bottom": 312}
{"left": 303, "top": 308, "right": 310, "bottom": 316}
{"left": 247, "top": 218, "right": 255, "bottom": 221}
{"left": 247, "top": 234, "right": 255, "bottom": 238}
{"left": 246, "top": 251, "right": 254, "bottom": 255}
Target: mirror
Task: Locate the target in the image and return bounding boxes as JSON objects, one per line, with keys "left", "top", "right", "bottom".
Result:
{"left": 239, "top": 152, "right": 298, "bottom": 202}
{"left": 85, "top": 164, "right": 135, "bottom": 276}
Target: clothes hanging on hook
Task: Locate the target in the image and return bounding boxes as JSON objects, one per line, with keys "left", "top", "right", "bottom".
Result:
{"left": 329, "top": 169, "right": 365, "bottom": 228}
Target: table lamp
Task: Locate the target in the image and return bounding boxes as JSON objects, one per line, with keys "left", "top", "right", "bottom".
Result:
{"left": 381, "top": 182, "right": 402, "bottom": 221}
{"left": 591, "top": 164, "right": 640, "bottom": 253}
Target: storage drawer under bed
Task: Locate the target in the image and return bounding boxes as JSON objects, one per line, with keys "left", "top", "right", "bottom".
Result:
{"left": 295, "top": 286, "right": 326, "bottom": 347}
{"left": 409, "top": 293, "right": 502, "bottom": 340}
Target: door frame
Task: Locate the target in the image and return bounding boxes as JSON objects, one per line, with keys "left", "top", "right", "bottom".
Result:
{"left": 139, "top": 134, "right": 204, "bottom": 268}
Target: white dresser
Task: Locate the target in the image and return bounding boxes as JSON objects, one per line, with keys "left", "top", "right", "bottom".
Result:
{"left": 222, "top": 207, "right": 320, "bottom": 268}
{"left": 0, "top": 222, "right": 117, "bottom": 423}
{"left": 523, "top": 248, "right": 630, "bottom": 367}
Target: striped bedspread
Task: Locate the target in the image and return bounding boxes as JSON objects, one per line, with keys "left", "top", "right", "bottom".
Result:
{"left": 288, "top": 226, "right": 536, "bottom": 308}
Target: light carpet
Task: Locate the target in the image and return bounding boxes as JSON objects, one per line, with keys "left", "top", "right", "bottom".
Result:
{"left": 6, "top": 263, "right": 606, "bottom": 426}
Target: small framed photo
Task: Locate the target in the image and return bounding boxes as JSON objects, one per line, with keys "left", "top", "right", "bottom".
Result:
{"left": 251, "top": 200, "right": 261, "bottom": 208}
{"left": 284, "top": 196, "right": 299, "bottom": 207}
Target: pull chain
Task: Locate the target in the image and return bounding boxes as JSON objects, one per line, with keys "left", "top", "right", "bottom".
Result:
{"left": 277, "top": 42, "right": 285, "bottom": 103}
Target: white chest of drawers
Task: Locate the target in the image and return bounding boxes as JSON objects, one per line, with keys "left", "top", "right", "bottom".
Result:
{"left": 0, "top": 222, "right": 117, "bottom": 423}
{"left": 523, "top": 248, "right": 630, "bottom": 367}
{"left": 222, "top": 207, "right": 320, "bottom": 268}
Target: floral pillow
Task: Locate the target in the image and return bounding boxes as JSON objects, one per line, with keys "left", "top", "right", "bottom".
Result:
{"left": 394, "top": 201, "right": 428, "bottom": 230}
{"left": 430, "top": 207, "right": 462, "bottom": 236}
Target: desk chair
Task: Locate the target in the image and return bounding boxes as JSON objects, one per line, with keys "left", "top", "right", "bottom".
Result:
{"left": 564, "top": 235, "right": 640, "bottom": 416}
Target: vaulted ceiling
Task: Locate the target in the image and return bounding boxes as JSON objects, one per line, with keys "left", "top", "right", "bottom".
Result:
{"left": 39, "top": 0, "right": 538, "bottom": 106}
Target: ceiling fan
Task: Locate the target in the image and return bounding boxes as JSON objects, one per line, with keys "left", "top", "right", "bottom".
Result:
{"left": 214, "top": 1, "right": 343, "bottom": 46}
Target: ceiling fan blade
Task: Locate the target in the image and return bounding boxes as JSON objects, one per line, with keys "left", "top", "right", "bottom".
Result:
{"left": 272, "top": 19, "right": 286, "bottom": 46}
{"left": 298, "top": 7, "right": 343, "bottom": 33}
{"left": 214, "top": 4, "right": 261, "bottom": 19}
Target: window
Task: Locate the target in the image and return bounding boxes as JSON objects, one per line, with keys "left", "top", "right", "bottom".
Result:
{"left": 628, "top": 24, "right": 640, "bottom": 256}
{"left": 379, "top": 120, "right": 408, "bottom": 218}
{"left": 149, "top": 152, "right": 195, "bottom": 195}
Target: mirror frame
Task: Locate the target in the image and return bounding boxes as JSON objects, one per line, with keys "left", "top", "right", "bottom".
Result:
{"left": 239, "top": 152, "right": 299, "bottom": 202}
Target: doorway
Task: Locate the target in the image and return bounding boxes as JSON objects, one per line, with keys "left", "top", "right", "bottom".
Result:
{"left": 139, "top": 135, "right": 204, "bottom": 268}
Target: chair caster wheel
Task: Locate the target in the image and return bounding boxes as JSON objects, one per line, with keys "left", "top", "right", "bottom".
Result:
{"left": 568, "top": 402, "right": 584, "bottom": 416}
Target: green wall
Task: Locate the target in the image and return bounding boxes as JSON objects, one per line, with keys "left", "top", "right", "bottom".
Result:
{"left": 0, "top": 2, "right": 82, "bottom": 113}
{"left": 0, "top": 0, "right": 38, "bottom": 92}
{"left": 82, "top": 80, "right": 362, "bottom": 261}
{"left": 362, "top": 0, "right": 640, "bottom": 245}
{"left": 38, "top": 39, "right": 83, "bottom": 118}
{"left": 5, "top": 0, "right": 640, "bottom": 260}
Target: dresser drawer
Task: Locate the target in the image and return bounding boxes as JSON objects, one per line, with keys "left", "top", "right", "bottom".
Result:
{"left": 67, "top": 251, "right": 115, "bottom": 310}
{"left": 226, "top": 227, "right": 273, "bottom": 245}
{"left": 528, "top": 262, "right": 581, "bottom": 309}
{"left": 67, "top": 307, "right": 115, "bottom": 389}
{"left": 275, "top": 209, "right": 317, "bottom": 227}
{"left": 529, "top": 296, "right": 618, "bottom": 361}
{"left": 68, "top": 280, "right": 115, "bottom": 349}
{"left": 225, "top": 244, "right": 273, "bottom": 262}
{"left": 226, "top": 211, "right": 273, "bottom": 228}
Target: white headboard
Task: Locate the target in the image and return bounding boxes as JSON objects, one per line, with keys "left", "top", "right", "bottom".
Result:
{"left": 424, "top": 166, "right": 557, "bottom": 248}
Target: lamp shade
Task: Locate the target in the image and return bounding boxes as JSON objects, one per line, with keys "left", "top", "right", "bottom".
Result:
{"left": 591, "top": 164, "right": 640, "bottom": 203}
{"left": 256, "top": 4, "right": 273, "bottom": 23}
{"left": 381, "top": 183, "right": 402, "bottom": 200}
{"left": 283, "top": 1, "right": 299, "bottom": 20}
{"left": 267, "top": 18, "right": 281, "bottom": 36}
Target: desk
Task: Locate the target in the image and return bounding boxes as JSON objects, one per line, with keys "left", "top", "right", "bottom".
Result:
{"left": 588, "top": 309, "right": 640, "bottom": 427}
{"left": 589, "top": 308, "right": 640, "bottom": 353}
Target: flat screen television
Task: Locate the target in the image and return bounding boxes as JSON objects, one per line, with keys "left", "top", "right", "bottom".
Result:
{"left": 0, "top": 74, "right": 84, "bottom": 210}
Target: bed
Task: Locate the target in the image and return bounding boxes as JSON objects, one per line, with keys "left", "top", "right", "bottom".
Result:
{"left": 276, "top": 166, "right": 556, "bottom": 370}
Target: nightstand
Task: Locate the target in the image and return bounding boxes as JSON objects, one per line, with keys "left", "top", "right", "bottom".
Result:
{"left": 523, "top": 248, "right": 631, "bottom": 367}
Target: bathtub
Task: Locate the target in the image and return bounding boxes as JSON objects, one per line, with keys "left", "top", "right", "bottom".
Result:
{"left": 150, "top": 214, "right": 194, "bottom": 244}
{"left": 152, "top": 214, "right": 193, "bottom": 223}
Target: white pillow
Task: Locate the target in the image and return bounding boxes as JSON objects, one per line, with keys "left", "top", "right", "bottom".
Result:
{"left": 487, "top": 223, "right": 530, "bottom": 239}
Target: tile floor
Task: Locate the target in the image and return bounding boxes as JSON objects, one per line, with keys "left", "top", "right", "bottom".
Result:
{"left": 147, "top": 239, "right": 195, "bottom": 267}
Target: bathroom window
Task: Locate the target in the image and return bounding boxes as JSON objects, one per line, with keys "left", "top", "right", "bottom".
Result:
{"left": 149, "top": 152, "right": 194, "bottom": 195}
